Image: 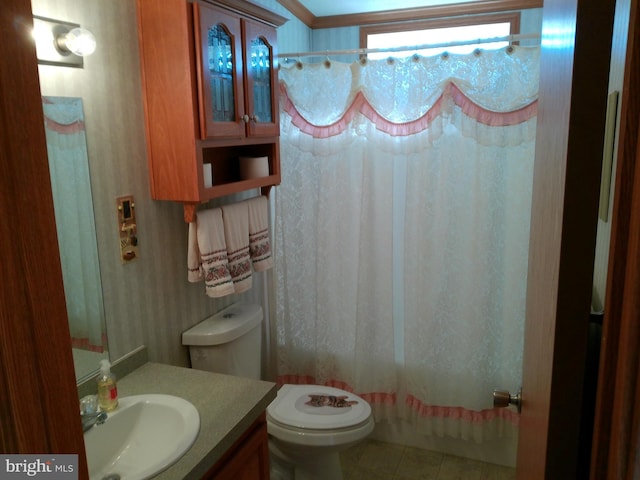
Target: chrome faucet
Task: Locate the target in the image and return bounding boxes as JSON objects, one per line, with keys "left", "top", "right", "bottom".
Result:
{"left": 81, "top": 411, "right": 107, "bottom": 432}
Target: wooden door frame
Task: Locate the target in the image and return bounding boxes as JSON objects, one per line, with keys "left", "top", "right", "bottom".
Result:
{"left": 517, "top": 0, "right": 616, "bottom": 476}
{"left": 590, "top": 0, "right": 640, "bottom": 477}
{"left": 0, "top": 0, "right": 87, "bottom": 474}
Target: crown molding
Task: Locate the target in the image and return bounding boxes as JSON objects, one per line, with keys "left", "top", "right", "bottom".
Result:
{"left": 215, "top": 0, "right": 289, "bottom": 26}
{"left": 276, "top": 0, "right": 315, "bottom": 26}
{"left": 277, "top": 0, "right": 542, "bottom": 29}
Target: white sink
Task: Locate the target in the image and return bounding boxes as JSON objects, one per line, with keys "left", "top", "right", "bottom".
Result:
{"left": 84, "top": 394, "right": 200, "bottom": 480}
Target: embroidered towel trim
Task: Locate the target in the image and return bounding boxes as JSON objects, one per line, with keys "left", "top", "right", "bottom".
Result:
{"left": 190, "top": 209, "right": 235, "bottom": 298}
{"left": 221, "top": 202, "right": 252, "bottom": 294}
{"left": 247, "top": 195, "right": 273, "bottom": 272}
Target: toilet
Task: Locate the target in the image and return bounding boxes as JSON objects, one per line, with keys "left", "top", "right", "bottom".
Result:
{"left": 182, "top": 303, "right": 374, "bottom": 480}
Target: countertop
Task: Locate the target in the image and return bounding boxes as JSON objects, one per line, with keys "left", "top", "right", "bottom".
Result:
{"left": 115, "top": 362, "right": 277, "bottom": 479}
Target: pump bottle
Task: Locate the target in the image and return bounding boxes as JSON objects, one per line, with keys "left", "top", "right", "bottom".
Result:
{"left": 97, "top": 359, "right": 118, "bottom": 411}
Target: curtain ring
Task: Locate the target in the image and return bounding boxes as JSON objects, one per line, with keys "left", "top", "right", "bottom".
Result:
{"left": 441, "top": 51, "right": 449, "bottom": 60}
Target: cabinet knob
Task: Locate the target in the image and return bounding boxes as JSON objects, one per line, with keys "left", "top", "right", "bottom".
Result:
{"left": 242, "top": 114, "right": 250, "bottom": 123}
{"left": 250, "top": 114, "right": 259, "bottom": 122}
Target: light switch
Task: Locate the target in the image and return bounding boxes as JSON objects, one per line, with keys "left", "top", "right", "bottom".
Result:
{"left": 116, "top": 195, "right": 138, "bottom": 263}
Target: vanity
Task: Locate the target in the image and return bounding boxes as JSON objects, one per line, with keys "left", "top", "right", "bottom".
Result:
{"left": 104, "top": 361, "right": 277, "bottom": 479}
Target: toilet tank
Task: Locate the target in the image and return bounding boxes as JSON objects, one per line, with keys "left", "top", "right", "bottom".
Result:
{"left": 182, "top": 303, "right": 262, "bottom": 380}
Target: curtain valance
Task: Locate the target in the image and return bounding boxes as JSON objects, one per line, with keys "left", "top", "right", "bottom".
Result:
{"left": 279, "top": 46, "right": 540, "bottom": 130}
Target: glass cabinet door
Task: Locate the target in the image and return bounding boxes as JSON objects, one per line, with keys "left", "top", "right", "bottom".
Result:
{"left": 249, "top": 37, "right": 272, "bottom": 124}
{"left": 243, "top": 18, "right": 279, "bottom": 138}
{"left": 209, "top": 25, "right": 235, "bottom": 123}
{"left": 195, "top": 3, "right": 245, "bottom": 139}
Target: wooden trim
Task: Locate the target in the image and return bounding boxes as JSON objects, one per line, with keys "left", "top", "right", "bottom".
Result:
{"left": 209, "top": 0, "right": 288, "bottom": 26}
{"left": 275, "top": 0, "right": 314, "bottom": 27}
{"left": 359, "top": 12, "right": 521, "bottom": 50}
{"left": 590, "top": 0, "right": 640, "bottom": 477}
{"left": 278, "top": 0, "right": 541, "bottom": 29}
{"left": 1, "top": 0, "right": 87, "bottom": 473}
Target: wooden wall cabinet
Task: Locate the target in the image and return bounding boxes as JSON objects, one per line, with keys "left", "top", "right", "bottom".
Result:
{"left": 203, "top": 414, "right": 270, "bottom": 479}
{"left": 136, "top": 0, "right": 287, "bottom": 222}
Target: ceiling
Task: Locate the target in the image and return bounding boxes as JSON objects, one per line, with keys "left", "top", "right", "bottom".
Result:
{"left": 296, "top": 0, "right": 480, "bottom": 17}
{"left": 278, "top": 0, "right": 540, "bottom": 30}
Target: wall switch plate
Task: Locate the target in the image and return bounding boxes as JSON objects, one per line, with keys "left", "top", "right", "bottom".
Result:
{"left": 116, "top": 195, "right": 138, "bottom": 263}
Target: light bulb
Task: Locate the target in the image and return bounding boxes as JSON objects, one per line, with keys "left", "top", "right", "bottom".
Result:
{"left": 31, "top": 21, "right": 54, "bottom": 45}
{"left": 58, "top": 27, "right": 96, "bottom": 56}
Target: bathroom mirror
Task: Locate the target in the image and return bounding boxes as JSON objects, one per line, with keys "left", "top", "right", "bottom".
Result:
{"left": 42, "top": 96, "right": 109, "bottom": 382}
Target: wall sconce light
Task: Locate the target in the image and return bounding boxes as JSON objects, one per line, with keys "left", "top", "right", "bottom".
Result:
{"left": 33, "top": 15, "right": 96, "bottom": 68}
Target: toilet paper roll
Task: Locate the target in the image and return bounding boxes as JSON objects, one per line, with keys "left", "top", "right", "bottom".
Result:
{"left": 239, "top": 156, "right": 269, "bottom": 179}
{"left": 203, "top": 163, "right": 213, "bottom": 188}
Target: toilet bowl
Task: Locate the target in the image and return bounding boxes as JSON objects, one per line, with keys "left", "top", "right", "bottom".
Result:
{"left": 267, "top": 384, "right": 374, "bottom": 480}
{"left": 182, "top": 303, "right": 374, "bottom": 480}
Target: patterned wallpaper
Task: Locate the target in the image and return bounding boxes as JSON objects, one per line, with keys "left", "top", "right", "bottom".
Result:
{"left": 33, "top": 0, "right": 310, "bottom": 375}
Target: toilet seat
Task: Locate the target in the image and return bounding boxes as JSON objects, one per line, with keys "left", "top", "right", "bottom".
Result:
{"left": 267, "top": 384, "right": 372, "bottom": 430}
{"left": 267, "top": 384, "right": 374, "bottom": 466}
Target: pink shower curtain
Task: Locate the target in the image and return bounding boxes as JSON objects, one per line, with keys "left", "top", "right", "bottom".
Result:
{"left": 273, "top": 46, "right": 539, "bottom": 444}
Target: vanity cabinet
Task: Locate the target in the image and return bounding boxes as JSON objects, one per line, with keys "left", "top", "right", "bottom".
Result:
{"left": 203, "top": 413, "right": 270, "bottom": 479}
{"left": 136, "top": 0, "right": 286, "bottom": 222}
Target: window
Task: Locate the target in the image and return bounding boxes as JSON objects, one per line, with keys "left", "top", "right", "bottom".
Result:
{"left": 360, "top": 13, "right": 520, "bottom": 59}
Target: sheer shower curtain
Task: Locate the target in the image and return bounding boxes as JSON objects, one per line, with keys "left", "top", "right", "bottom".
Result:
{"left": 274, "top": 47, "right": 539, "bottom": 443}
{"left": 43, "top": 97, "right": 105, "bottom": 352}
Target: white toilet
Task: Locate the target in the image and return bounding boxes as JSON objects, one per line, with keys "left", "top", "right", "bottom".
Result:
{"left": 182, "top": 303, "right": 374, "bottom": 480}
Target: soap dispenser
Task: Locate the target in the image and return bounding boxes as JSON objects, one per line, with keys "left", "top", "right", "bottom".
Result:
{"left": 97, "top": 359, "right": 118, "bottom": 412}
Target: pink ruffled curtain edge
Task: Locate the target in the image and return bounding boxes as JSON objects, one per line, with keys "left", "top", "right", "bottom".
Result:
{"left": 42, "top": 96, "right": 87, "bottom": 134}
{"left": 71, "top": 334, "right": 107, "bottom": 353}
{"left": 44, "top": 116, "right": 86, "bottom": 135}
{"left": 277, "top": 374, "right": 520, "bottom": 427}
{"left": 280, "top": 81, "right": 537, "bottom": 138}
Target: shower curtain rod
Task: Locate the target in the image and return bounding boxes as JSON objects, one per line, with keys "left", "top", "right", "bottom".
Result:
{"left": 276, "top": 33, "right": 540, "bottom": 60}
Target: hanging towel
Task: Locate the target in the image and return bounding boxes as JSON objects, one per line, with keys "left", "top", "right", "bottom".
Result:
{"left": 190, "top": 209, "right": 235, "bottom": 298}
{"left": 221, "top": 202, "right": 253, "bottom": 294}
{"left": 247, "top": 195, "right": 273, "bottom": 272}
{"left": 187, "top": 222, "right": 203, "bottom": 282}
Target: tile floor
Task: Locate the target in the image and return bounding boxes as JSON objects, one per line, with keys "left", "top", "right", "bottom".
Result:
{"left": 340, "top": 439, "right": 516, "bottom": 480}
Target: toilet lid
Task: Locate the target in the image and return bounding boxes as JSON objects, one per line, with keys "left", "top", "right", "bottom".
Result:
{"left": 267, "top": 384, "right": 372, "bottom": 430}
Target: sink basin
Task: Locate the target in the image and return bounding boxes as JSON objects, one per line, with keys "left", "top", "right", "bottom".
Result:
{"left": 84, "top": 394, "right": 200, "bottom": 480}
